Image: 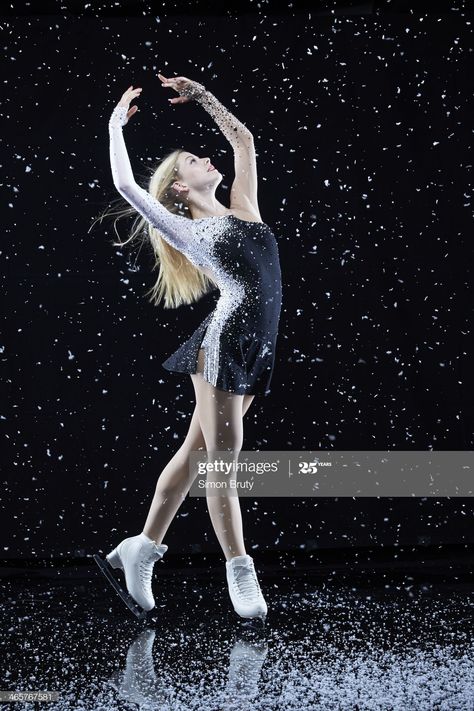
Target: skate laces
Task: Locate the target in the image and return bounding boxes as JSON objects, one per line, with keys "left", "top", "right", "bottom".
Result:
{"left": 138, "top": 547, "right": 162, "bottom": 588}
{"left": 232, "top": 560, "right": 261, "bottom": 601}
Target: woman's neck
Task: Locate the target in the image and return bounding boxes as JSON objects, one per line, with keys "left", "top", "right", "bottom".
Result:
{"left": 190, "top": 206, "right": 232, "bottom": 219}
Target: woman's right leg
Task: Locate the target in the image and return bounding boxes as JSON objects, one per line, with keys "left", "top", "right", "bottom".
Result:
{"left": 142, "top": 407, "right": 206, "bottom": 545}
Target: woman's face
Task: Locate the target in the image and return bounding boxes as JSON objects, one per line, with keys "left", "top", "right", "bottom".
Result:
{"left": 173, "top": 152, "right": 222, "bottom": 196}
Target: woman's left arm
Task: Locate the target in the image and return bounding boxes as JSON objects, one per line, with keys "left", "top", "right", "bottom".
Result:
{"left": 160, "top": 75, "right": 259, "bottom": 213}
{"left": 160, "top": 75, "right": 253, "bottom": 149}
{"left": 195, "top": 89, "right": 254, "bottom": 148}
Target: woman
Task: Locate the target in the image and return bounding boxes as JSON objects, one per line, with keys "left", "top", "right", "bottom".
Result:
{"left": 94, "top": 75, "right": 282, "bottom": 621}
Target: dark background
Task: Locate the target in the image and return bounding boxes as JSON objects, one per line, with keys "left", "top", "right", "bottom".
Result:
{"left": 1, "top": 1, "right": 473, "bottom": 559}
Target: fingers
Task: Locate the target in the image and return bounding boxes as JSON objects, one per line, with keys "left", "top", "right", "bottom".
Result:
{"left": 168, "top": 96, "right": 190, "bottom": 105}
{"left": 126, "top": 86, "right": 142, "bottom": 98}
{"left": 157, "top": 74, "right": 193, "bottom": 106}
{"left": 158, "top": 72, "right": 173, "bottom": 87}
{"left": 158, "top": 74, "right": 190, "bottom": 85}
{"left": 159, "top": 75, "right": 187, "bottom": 89}
{"left": 117, "top": 86, "right": 142, "bottom": 108}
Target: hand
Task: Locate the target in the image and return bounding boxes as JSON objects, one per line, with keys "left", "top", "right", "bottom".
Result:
{"left": 116, "top": 85, "right": 142, "bottom": 123}
{"left": 158, "top": 73, "right": 206, "bottom": 104}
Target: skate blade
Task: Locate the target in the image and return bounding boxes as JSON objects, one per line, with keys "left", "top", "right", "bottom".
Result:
{"left": 240, "top": 615, "right": 266, "bottom": 629}
{"left": 93, "top": 553, "right": 148, "bottom": 621}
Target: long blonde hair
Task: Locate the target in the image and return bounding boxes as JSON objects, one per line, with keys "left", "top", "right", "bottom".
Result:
{"left": 90, "top": 148, "right": 218, "bottom": 309}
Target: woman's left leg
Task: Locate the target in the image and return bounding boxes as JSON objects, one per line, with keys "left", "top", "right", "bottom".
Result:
{"left": 190, "top": 371, "right": 250, "bottom": 561}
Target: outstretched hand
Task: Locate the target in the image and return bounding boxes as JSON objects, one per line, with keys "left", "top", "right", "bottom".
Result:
{"left": 158, "top": 73, "right": 206, "bottom": 104}
{"left": 116, "top": 85, "right": 142, "bottom": 123}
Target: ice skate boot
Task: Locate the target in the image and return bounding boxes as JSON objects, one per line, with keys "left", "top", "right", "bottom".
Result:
{"left": 226, "top": 554, "right": 268, "bottom": 620}
{"left": 108, "top": 628, "right": 171, "bottom": 705}
{"left": 223, "top": 632, "right": 268, "bottom": 706}
{"left": 94, "top": 532, "right": 167, "bottom": 619}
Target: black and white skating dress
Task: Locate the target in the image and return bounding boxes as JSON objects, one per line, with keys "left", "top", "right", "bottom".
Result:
{"left": 109, "top": 105, "right": 282, "bottom": 396}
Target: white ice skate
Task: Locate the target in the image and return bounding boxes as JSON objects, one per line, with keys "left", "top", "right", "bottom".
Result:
{"left": 94, "top": 532, "right": 167, "bottom": 618}
{"left": 107, "top": 628, "right": 171, "bottom": 705}
{"left": 226, "top": 554, "right": 268, "bottom": 620}
{"left": 224, "top": 636, "right": 268, "bottom": 703}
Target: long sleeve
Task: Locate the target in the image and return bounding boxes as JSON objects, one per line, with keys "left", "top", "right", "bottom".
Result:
{"left": 108, "top": 105, "right": 197, "bottom": 255}
{"left": 179, "top": 82, "right": 253, "bottom": 148}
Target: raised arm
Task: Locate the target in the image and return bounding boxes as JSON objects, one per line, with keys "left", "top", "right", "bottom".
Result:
{"left": 159, "top": 76, "right": 259, "bottom": 214}
{"left": 108, "top": 102, "right": 197, "bottom": 255}
{"left": 159, "top": 75, "right": 253, "bottom": 149}
{"left": 194, "top": 87, "right": 253, "bottom": 149}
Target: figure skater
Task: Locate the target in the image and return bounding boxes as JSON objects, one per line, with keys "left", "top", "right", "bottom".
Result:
{"left": 93, "top": 75, "right": 282, "bottom": 621}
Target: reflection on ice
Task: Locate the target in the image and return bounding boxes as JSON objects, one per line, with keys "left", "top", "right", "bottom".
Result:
{"left": 1, "top": 569, "right": 473, "bottom": 711}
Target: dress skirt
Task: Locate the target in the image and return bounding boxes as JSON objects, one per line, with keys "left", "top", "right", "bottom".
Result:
{"left": 161, "top": 216, "right": 282, "bottom": 397}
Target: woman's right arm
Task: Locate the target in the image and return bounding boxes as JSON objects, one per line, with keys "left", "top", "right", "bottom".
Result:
{"left": 108, "top": 102, "right": 197, "bottom": 255}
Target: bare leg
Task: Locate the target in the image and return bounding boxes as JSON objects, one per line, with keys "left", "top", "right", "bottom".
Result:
{"left": 141, "top": 407, "right": 205, "bottom": 545}
{"left": 190, "top": 348, "right": 255, "bottom": 562}
{"left": 142, "top": 374, "right": 255, "bottom": 547}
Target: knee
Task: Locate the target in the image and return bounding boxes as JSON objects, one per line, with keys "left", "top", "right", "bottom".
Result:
{"left": 155, "top": 480, "right": 187, "bottom": 500}
{"left": 204, "top": 439, "right": 242, "bottom": 490}
{"left": 202, "top": 422, "right": 243, "bottom": 453}
{"left": 154, "top": 455, "right": 190, "bottom": 498}
{"left": 205, "top": 436, "right": 243, "bottom": 453}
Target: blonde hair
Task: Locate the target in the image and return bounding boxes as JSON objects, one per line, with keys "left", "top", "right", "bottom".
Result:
{"left": 90, "top": 148, "right": 218, "bottom": 309}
